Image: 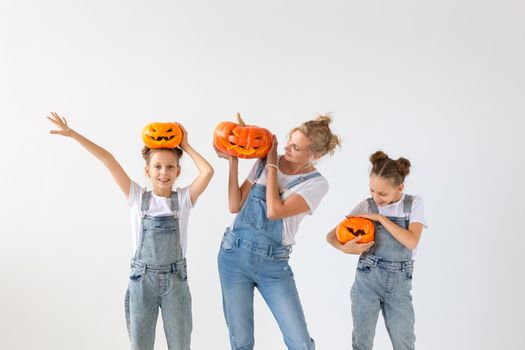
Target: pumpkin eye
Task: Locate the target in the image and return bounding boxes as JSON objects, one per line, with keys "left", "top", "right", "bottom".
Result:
{"left": 167, "top": 128, "right": 172, "bottom": 132}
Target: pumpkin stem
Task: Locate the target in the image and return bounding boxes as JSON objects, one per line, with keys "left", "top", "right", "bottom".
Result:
{"left": 236, "top": 112, "right": 246, "bottom": 127}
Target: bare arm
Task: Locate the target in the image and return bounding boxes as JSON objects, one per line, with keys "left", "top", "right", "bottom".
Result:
{"left": 178, "top": 125, "right": 214, "bottom": 205}
{"left": 326, "top": 227, "right": 375, "bottom": 254}
{"left": 213, "top": 145, "right": 253, "bottom": 213}
{"left": 358, "top": 213, "right": 423, "bottom": 250}
{"left": 265, "top": 136, "right": 311, "bottom": 220}
{"left": 47, "top": 112, "right": 131, "bottom": 197}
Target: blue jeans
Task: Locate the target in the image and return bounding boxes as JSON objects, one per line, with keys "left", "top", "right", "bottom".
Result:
{"left": 218, "top": 229, "right": 315, "bottom": 350}
{"left": 125, "top": 260, "right": 192, "bottom": 350}
{"left": 350, "top": 255, "right": 415, "bottom": 350}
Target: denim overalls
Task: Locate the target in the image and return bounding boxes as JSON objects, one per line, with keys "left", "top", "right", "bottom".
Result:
{"left": 125, "top": 191, "right": 192, "bottom": 350}
{"left": 350, "top": 195, "right": 415, "bottom": 350}
{"left": 218, "top": 159, "right": 320, "bottom": 350}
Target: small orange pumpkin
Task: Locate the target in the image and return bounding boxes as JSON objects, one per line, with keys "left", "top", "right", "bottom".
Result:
{"left": 142, "top": 122, "right": 183, "bottom": 149}
{"left": 214, "top": 113, "right": 273, "bottom": 159}
{"left": 336, "top": 217, "right": 375, "bottom": 244}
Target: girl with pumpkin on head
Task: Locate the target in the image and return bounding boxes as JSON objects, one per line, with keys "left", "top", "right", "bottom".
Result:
{"left": 47, "top": 112, "right": 214, "bottom": 350}
{"left": 214, "top": 114, "right": 340, "bottom": 350}
{"left": 326, "top": 151, "right": 427, "bottom": 350}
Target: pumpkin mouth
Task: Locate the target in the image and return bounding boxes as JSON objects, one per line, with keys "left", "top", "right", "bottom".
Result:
{"left": 148, "top": 135, "right": 176, "bottom": 141}
{"left": 346, "top": 228, "right": 366, "bottom": 236}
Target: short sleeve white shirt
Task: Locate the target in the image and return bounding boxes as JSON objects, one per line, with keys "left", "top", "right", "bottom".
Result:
{"left": 230, "top": 157, "right": 329, "bottom": 246}
{"left": 127, "top": 181, "right": 194, "bottom": 257}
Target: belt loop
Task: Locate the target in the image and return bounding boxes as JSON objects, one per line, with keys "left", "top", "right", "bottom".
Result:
{"left": 235, "top": 237, "right": 240, "bottom": 248}
{"left": 171, "top": 263, "right": 175, "bottom": 273}
{"left": 269, "top": 245, "right": 274, "bottom": 257}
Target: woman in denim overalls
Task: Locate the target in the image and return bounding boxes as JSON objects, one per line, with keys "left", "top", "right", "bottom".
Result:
{"left": 215, "top": 115, "right": 340, "bottom": 350}
{"left": 47, "top": 113, "right": 214, "bottom": 350}
{"left": 327, "top": 151, "right": 426, "bottom": 350}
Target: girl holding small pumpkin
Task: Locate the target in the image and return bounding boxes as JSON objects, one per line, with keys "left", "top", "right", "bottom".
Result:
{"left": 47, "top": 112, "right": 214, "bottom": 350}
{"left": 215, "top": 114, "right": 340, "bottom": 350}
{"left": 326, "top": 151, "right": 427, "bottom": 350}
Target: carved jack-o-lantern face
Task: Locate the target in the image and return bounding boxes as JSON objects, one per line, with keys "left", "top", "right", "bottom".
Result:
{"left": 336, "top": 217, "right": 375, "bottom": 244}
{"left": 142, "top": 122, "right": 183, "bottom": 149}
{"left": 214, "top": 113, "right": 273, "bottom": 159}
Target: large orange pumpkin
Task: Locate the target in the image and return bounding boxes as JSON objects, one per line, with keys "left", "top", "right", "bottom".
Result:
{"left": 142, "top": 122, "right": 183, "bottom": 149}
{"left": 214, "top": 113, "right": 273, "bottom": 159}
{"left": 336, "top": 217, "right": 375, "bottom": 244}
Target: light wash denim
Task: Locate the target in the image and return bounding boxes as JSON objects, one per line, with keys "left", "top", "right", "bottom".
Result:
{"left": 218, "top": 159, "right": 319, "bottom": 350}
{"left": 125, "top": 191, "right": 192, "bottom": 350}
{"left": 350, "top": 196, "right": 416, "bottom": 350}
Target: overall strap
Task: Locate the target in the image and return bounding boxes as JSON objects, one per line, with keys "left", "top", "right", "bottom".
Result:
{"left": 402, "top": 194, "right": 414, "bottom": 220}
{"left": 367, "top": 197, "right": 379, "bottom": 214}
{"left": 252, "top": 158, "right": 267, "bottom": 184}
{"left": 141, "top": 191, "right": 152, "bottom": 218}
{"left": 281, "top": 172, "right": 322, "bottom": 193}
{"left": 169, "top": 191, "right": 180, "bottom": 219}
{"left": 135, "top": 190, "right": 152, "bottom": 260}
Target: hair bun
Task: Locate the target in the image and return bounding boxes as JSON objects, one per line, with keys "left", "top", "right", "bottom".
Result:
{"left": 395, "top": 157, "right": 411, "bottom": 177}
{"left": 369, "top": 151, "right": 389, "bottom": 166}
{"left": 315, "top": 114, "right": 333, "bottom": 126}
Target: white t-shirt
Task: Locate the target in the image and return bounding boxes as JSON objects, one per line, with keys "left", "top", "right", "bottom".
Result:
{"left": 348, "top": 194, "right": 427, "bottom": 228}
{"left": 348, "top": 194, "right": 427, "bottom": 258}
{"left": 230, "top": 157, "right": 329, "bottom": 246}
{"left": 127, "top": 181, "right": 194, "bottom": 257}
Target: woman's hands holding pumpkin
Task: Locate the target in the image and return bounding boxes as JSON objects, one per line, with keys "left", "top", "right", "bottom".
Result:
{"left": 213, "top": 143, "right": 237, "bottom": 161}
{"left": 266, "top": 135, "right": 278, "bottom": 166}
{"left": 47, "top": 112, "right": 76, "bottom": 137}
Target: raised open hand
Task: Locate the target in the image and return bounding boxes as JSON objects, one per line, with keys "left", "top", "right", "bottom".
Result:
{"left": 47, "top": 112, "right": 75, "bottom": 137}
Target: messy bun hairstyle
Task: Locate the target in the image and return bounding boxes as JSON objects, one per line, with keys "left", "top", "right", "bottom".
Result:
{"left": 290, "top": 113, "right": 341, "bottom": 157}
{"left": 370, "top": 151, "right": 411, "bottom": 186}
{"left": 142, "top": 146, "right": 183, "bottom": 165}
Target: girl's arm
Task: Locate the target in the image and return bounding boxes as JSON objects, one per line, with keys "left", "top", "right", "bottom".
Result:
{"left": 265, "top": 136, "right": 311, "bottom": 220}
{"left": 358, "top": 213, "right": 423, "bottom": 250}
{"left": 213, "top": 144, "right": 252, "bottom": 213}
{"left": 326, "top": 227, "right": 375, "bottom": 254}
{"left": 178, "top": 126, "right": 214, "bottom": 205}
{"left": 47, "top": 112, "right": 131, "bottom": 197}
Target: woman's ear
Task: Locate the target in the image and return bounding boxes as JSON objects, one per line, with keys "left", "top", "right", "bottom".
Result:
{"left": 176, "top": 165, "right": 181, "bottom": 178}
{"left": 397, "top": 183, "right": 405, "bottom": 192}
{"left": 145, "top": 165, "right": 150, "bottom": 177}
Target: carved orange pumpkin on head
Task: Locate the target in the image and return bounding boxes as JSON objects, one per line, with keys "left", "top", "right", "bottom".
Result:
{"left": 214, "top": 113, "right": 273, "bottom": 159}
{"left": 142, "top": 122, "right": 183, "bottom": 149}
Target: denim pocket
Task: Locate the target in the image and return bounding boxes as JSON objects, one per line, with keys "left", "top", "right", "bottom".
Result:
{"left": 242, "top": 198, "right": 267, "bottom": 230}
{"left": 176, "top": 265, "right": 188, "bottom": 282}
{"left": 356, "top": 259, "right": 374, "bottom": 273}
{"left": 271, "top": 249, "right": 291, "bottom": 262}
{"left": 220, "top": 231, "right": 236, "bottom": 252}
{"left": 404, "top": 265, "right": 414, "bottom": 280}
{"left": 129, "top": 267, "right": 145, "bottom": 282}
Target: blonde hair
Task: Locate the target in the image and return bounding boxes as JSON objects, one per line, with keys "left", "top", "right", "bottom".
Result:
{"left": 290, "top": 113, "right": 341, "bottom": 157}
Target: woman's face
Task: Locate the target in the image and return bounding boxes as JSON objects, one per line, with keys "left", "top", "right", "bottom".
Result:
{"left": 283, "top": 130, "right": 314, "bottom": 165}
{"left": 369, "top": 174, "right": 404, "bottom": 207}
{"left": 145, "top": 150, "right": 181, "bottom": 194}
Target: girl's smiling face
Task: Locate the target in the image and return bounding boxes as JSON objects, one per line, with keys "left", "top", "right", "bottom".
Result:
{"left": 369, "top": 174, "right": 404, "bottom": 207}
{"left": 145, "top": 149, "right": 181, "bottom": 196}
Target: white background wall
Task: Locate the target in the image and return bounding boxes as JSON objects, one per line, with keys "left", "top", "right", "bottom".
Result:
{"left": 1, "top": 0, "right": 524, "bottom": 349}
